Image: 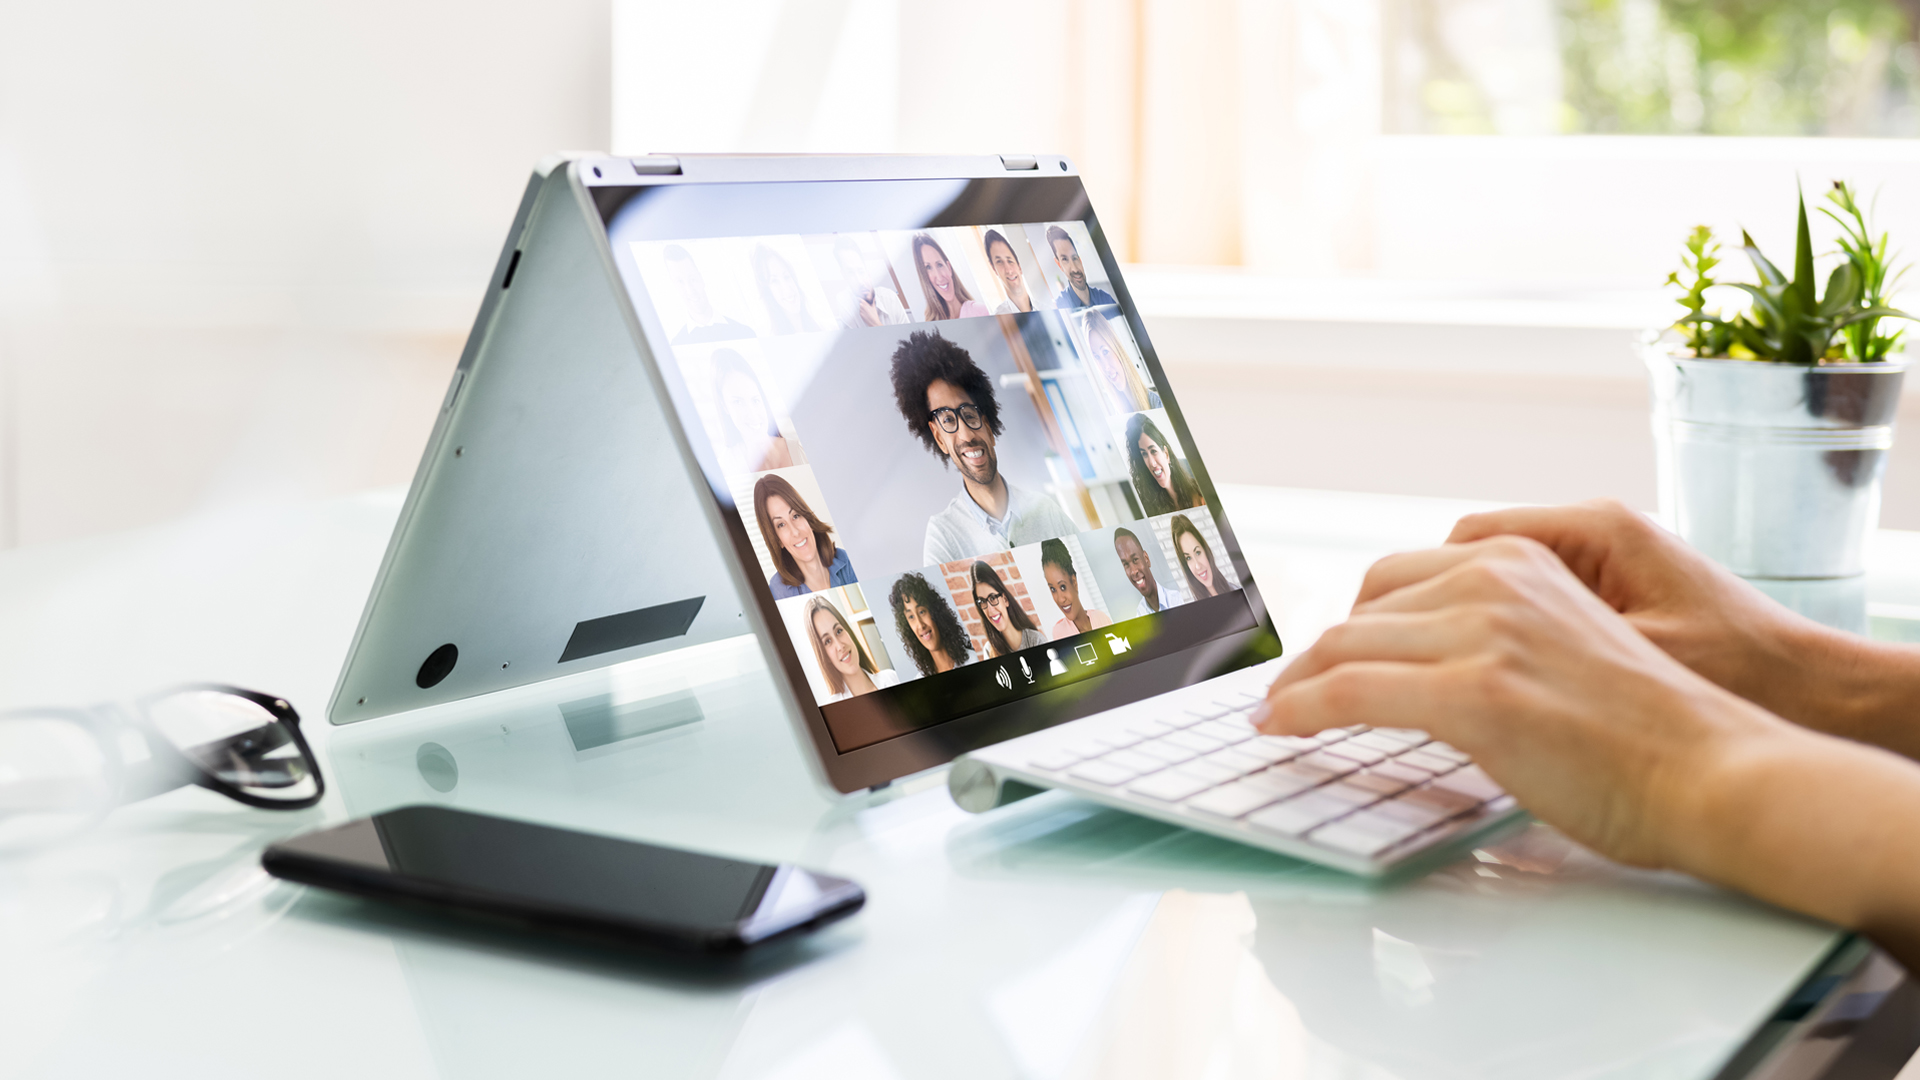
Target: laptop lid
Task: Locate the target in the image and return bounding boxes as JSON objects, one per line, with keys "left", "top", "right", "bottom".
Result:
{"left": 586, "top": 154, "right": 1282, "bottom": 792}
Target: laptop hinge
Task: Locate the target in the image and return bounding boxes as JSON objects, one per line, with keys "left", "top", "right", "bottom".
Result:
{"left": 1000, "top": 154, "right": 1039, "bottom": 171}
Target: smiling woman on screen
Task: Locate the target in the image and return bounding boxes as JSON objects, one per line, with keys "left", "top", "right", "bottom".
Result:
{"left": 805, "top": 597, "right": 896, "bottom": 702}
{"left": 913, "top": 233, "right": 988, "bottom": 321}
{"left": 711, "top": 349, "right": 795, "bottom": 474}
{"left": 890, "top": 572, "right": 973, "bottom": 676}
{"left": 1127, "top": 412, "right": 1205, "bottom": 517}
{"left": 754, "top": 474, "right": 857, "bottom": 599}
{"left": 970, "top": 560, "right": 1045, "bottom": 657}
{"left": 1170, "top": 514, "right": 1225, "bottom": 599}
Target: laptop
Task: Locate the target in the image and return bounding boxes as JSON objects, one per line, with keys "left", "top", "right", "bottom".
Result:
{"left": 328, "top": 152, "right": 1524, "bottom": 876}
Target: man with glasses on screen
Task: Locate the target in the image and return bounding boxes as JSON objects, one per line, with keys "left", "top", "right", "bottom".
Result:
{"left": 891, "top": 331, "right": 1075, "bottom": 566}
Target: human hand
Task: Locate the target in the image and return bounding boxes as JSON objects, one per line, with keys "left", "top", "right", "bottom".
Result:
{"left": 1373, "top": 500, "right": 1843, "bottom": 733}
{"left": 1251, "top": 535, "right": 1793, "bottom": 870}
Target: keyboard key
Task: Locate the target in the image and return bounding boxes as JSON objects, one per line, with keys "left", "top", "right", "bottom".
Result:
{"left": 1185, "top": 704, "right": 1236, "bottom": 722}
{"left": 1315, "top": 778, "right": 1388, "bottom": 809}
{"left": 1371, "top": 728, "right": 1430, "bottom": 748}
{"left": 1163, "top": 729, "right": 1226, "bottom": 753}
{"left": 1126, "top": 718, "right": 1177, "bottom": 739}
{"left": 1133, "top": 739, "right": 1199, "bottom": 765}
{"left": 1368, "top": 791, "right": 1457, "bottom": 829}
{"left": 1431, "top": 764, "right": 1503, "bottom": 803}
{"left": 1396, "top": 749, "right": 1459, "bottom": 775}
{"left": 1240, "top": 736, "right": 1311, "bottom": 764}
{"left": 1090, "top": 729, "right": 1144, "bottom": 750}
{"left": 1199, "top": 748, "right": 1267, "bottom": 778}
{"left": 1192, "top": 720, "right": 1255, "bottom": 745}
{"left": 1350, "top": 730, "right": 1416, "bottom": 754}
{"left": 1067, "top": 759, "right": 1139, "bottom": 786}
{"left": 1187, "top": 780, "right": 1288, "bottom": 819}
{"left": 1296, "top": 750, "right": 1362, "bottom": 778}
{"left": 1425, "top": 741, "right": 1471, "bottom": 764}
{"left": 1240, "top": 765, "right": 1325, "bottom": 800}
{"left": 1313, "top": 729, "right": 1353, "bottom": 746}
{"left": 1347, "top": 768, "right": 1415, "bottom": 797}
{"left": 1320, "top": 741, "right": 1388, "bottom": 766}
{"left": 1390, "top": 782, "right": 1481, "bottom": 819}
{"left": 1129, "top": 769, "right": 1214, "bottom": 803}
{"left": 1160, "top": 710, "right": 1208, "bottom": 730}
{"left": 1100, "top": 748, "right": 1169, "bottom": 775}
{"left": 1247, "top": 792, "right": 1352, "bottom": 836}
{"left": 1368, "top": 760, "right": 1431, "bottom": 787}
{"left": 1175, "top": 757, "right": 1244, "bottom": 787}
{"left": 1309, "top": 812, "right": 1427, "bottom": 857}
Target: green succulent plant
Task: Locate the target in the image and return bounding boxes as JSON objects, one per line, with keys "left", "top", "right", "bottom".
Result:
{"left": 1666, "top": 184, "right": 1913, "bottom": 363}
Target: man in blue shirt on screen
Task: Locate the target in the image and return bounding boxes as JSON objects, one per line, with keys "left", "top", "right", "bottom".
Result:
{"left": 1046, "top": 226, "right": 1117, "bottom": 310}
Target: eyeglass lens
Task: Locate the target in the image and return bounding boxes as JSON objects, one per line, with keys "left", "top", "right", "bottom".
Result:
{"left": 145, "top": 690, "right": 316, "bottom": 803}
{"left": 931, "top": 404, "right": 984, "bottom": 432}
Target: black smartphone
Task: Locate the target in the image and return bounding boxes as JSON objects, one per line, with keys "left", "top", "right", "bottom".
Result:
{"left": 263, "top": 804, "right": 865, "bottom": 954}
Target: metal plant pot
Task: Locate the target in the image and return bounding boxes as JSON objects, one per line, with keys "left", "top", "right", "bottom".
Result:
{"left": 1645, "top": 349, "right": 1906, "bottom": 582}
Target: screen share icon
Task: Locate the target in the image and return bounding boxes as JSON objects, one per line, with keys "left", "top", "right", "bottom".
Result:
{"left": 1074, "top": 643, "right": 1097, "bottom": 666}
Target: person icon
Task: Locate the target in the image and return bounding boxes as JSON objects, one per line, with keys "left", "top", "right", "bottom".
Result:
{"left": 663, "top": 244, "right": 756, "bottom": 344}
{"left": 1046, "top": 226, "right": 1117, "bottom": 310}
{"left": 1047, "top": 648, "right": 1067, "bottom": 677}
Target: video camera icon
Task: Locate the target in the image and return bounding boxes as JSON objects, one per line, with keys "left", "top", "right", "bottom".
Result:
{"left": 1105, "top": 632, "right": 1132, "bottom": 655}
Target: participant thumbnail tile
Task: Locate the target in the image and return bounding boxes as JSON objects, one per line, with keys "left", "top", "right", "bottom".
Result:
{"left": 1160, "top": 510, "right": 1240, "bottom": 601}
{"left": 887, "top": 228, "right": 994, "bottom": 322}
{"left": 1009, "top": 535, "right": 1114, "bottom": 642}
{"left": 805, "top": 231, "right": 913, "bottom": 329}
{"left": 1083, "top": 522, "right": 1188, "bottom": 620}
{"left": 968, "top": 225, "right": 1048, "bottom": 315}
{"left": 675, "top": 340, "right": 808, "bottom": 479}
{"left": 1067, "top": 305, "right": 1161, "bottom": 417}
{"left": 781, "top": 585, "right": 899, "bottom": 704}
{"left": 629, "top": 238, "right": 760, "bottom": 345}
{"left": 744, "top": 235, "right": 836, "bottom": 336}
{"left": 1027, "top": 221, "right": 1117, "bottom": 311}
{"left": 1114, "top": 408, "right": 1205, "bottom": 518}
{"left": 871, "top": 566, "right": 975, "bottom": 679}
{"left": 939, "top": 553, "right": 1047, "bottom": 661}
{"left": 737, "top": 465, "right": 860, "bottom": 600}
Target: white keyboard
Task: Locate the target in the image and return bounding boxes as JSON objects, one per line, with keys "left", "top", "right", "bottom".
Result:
{"left": 949, "top": 663, "right": 1525, "bottom": 876}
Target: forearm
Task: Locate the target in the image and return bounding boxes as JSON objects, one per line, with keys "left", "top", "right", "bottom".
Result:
{"left": 1674, "top": 727, "right": 1920, "bottom": 970}
{"left": 1752, "top": 622, "right": 1920, "bottom": 761}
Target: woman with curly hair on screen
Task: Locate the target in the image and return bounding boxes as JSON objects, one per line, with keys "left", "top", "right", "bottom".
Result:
{"left": 889, "top": 572, "right": 973, "bottom": 677}
{"left": 1127, "top": 412, "right": 1205, "bottom": 517}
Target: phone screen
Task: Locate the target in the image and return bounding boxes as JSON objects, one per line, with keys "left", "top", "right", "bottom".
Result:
{"left": 265, "top": 805, "right": 863, "bottom": 951}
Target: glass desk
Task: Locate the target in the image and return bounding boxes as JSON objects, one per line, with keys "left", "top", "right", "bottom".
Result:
{"left": 0, "top": 485, "right": 1904, "bottom": 1079}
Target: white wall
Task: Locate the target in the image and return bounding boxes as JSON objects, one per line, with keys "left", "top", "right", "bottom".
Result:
{"left": 0, "top": 0, "right": 609, "bottom": 546}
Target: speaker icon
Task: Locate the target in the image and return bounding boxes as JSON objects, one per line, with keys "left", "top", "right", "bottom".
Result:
{"left": 995, "top": 665, "right": 1013, "bottom": 690}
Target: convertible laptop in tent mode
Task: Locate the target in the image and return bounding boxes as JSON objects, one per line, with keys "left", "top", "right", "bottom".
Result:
{"left": 328, "top": 152, "right": 1523, "bottom": 876}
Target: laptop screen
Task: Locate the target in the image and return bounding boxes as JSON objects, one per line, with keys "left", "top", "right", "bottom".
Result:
{"left": 594, "top": 174, "right": 1269, "bottom": 760}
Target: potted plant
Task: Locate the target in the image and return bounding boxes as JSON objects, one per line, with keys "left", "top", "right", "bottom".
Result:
{"left": 1647, "top": 182, "right": 1912, "bottom": 607}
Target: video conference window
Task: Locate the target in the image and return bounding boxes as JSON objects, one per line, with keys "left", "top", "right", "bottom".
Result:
{"left": 625, "top": 217, "right": 1250, "bottom": 735}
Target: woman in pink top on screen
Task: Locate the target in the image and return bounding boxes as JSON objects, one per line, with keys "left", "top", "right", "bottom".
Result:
{"left": 912, "top": 233, "right": 989, "bottom": 321}
{"left": 1040, "top": 538, "right": 1111, "bottom": 639}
